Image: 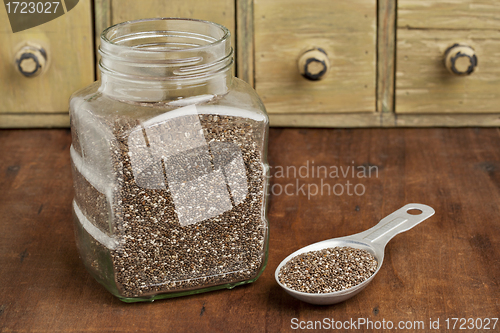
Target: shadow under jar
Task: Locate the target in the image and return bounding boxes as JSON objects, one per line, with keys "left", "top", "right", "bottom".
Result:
{"left": 69, "top": 18, "right": 270, "bottom": 302}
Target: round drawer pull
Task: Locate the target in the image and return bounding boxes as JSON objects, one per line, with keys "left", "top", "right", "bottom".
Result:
{"left": 298, "top": 47, "right": 330, "bottom": 81}
{"left": 15, "top": 44, "right": 47, "bottom": 78}
{"left": 444, "top": 44, "right": 477, "bottom": 76}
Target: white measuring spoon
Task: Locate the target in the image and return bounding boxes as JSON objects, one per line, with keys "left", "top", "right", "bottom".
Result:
{"left": 275, "top": 203, "right": 435, "bottom": 305}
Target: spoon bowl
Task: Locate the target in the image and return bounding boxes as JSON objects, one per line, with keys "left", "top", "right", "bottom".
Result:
{"left": 275, "top": 204, "right": 435, "bottom": 305}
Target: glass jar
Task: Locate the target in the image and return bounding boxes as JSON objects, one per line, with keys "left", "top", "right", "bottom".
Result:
{"left": 69, "top": 18, "right": 269, "bottom": 302}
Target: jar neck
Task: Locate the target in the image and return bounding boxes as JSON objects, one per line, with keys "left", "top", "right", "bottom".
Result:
{"left": 98, "top": 18, "right": 233, "bottom": 103}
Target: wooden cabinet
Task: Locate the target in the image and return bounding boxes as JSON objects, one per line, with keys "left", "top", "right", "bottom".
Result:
{"left": 1, "top": 0, "right": 500, "bottom": 128}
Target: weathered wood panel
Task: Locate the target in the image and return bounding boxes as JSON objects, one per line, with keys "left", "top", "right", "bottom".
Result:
{"left": 377, "top": 0, "right": 396, "bottom": 113}
{"left": 398, "top": 0, "right": 500, "bottom": 30}
{"left": 396, "top": 29, "right": 500, "bottom": 113}
{"left": 0, "top": 0, "right": 94, "bottom": 121}
{"left": 93, "top": 0, "right": 111, "bottom": 80}
{"left": 269, "top": 112, "right": 500, "bottom": 127}
{"left": 0, "top": 114, "right": 69, "bottom": 128}
{"left": 254, "top": 0, "right": 377, "bottom": 114}
{"left": 394, "top": 113, "right": 500, "bottom": 127}
{"left": 110, "top": 0, "right": 235, "bottom": 63}
{"left": 236, "top": 0, "right": 254, "bottom": 85}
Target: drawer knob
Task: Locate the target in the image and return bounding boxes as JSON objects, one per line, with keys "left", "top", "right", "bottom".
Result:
{"left": 15, "top": 44, "right": 47, "bottom": 78}
{"left": 298, "top": 48, "right": 330, "bottom": 81}
{"left": 444, "top": 44, "right": 477, "bottom": 76}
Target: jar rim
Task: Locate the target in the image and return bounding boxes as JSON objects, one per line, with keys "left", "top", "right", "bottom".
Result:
{"left": 100, "top": 17, "right": 230, "bottom": 53}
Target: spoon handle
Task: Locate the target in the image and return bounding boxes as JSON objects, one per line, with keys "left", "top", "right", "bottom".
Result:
{"left": 357, "top": 204, "right": 435, "bottom": 247}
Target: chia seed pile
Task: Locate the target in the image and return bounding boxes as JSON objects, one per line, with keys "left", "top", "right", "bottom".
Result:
{"left": 71, "top": 109, "right": 267, "bottom": 298}
{"left": 278, "top": 247, "right": 377, "bottom": 293}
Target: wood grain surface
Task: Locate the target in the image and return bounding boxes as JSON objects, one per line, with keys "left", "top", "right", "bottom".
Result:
{"left": 0, "top": 0, "right": 94, "bottom": 123}
{"left": 377, "top": 0, "right": 396, "bottom": 113}
{"left": 253, "top": 0, "right": 376, "bottom": 114}
{"left": 92, "top": 0, "right": 236, "bottom": 82}
{"left": 236, "top": 0, "right": 255, "bottom": 86}
{"left": 110, "top": 0, "right": 235, "bottom": 66}
{"left": 1, "top": 128, "right": 500, "bottom": 332}
{"left": 93, "top": 0, "right": 111, "bottom": 80}
{"left": 268, "top": 112, "right": 500, "bottom": 128}
{"left": 398, "top": 0, "right": 500, "bottom": 30}
{"left": 396, "top": 29, "right": 500, "bottom": 114}
{"left": 110, "top": 0, "right": 235, "bottom": 34}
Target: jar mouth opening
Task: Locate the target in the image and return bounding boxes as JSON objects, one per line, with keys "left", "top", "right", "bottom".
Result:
{"left": 101, "top": 18, "right": 230, "bottom": 53}
{"left": 98, "top": 17, "right": 233, "bottom": 93}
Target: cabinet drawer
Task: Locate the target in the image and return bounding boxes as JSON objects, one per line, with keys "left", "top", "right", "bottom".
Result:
{"left": 396, "top": 0, "right": 500, "bottom": 114}
{"left": 0, "top": 0, "right": 94, "bottom": 127}
{"left": 396, "top": 30, "right": 500, "bottom": 113}
{"left": 254, "top": 0, "right": 376, "bottom": 114}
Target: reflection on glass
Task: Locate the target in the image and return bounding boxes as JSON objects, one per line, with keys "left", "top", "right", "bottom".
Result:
{"left": 128, "top": 105, "right": 249, "bottom": 226}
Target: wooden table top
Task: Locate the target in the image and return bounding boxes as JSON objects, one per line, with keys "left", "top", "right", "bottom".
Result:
{"left": 1, "top": 128, "right": 499, "bottom": 332}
